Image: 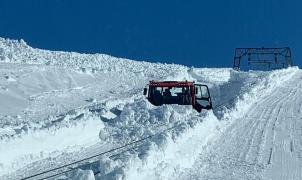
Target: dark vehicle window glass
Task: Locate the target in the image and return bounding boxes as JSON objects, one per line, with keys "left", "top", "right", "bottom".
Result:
{"left": 196, "top": 86, "right": 209, "bottom": 99}
{"left": 154, "top": 87, "right": 189, "bottom": 97}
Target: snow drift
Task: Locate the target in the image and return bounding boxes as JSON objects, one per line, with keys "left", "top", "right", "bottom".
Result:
{"left": 0, "top": 38, "right": 300, "bottom": 180}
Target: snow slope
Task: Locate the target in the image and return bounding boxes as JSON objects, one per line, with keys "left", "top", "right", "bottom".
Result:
{"left": 0, "top": 38, "right": 187, "bottom": 177}
{"left": 0, "top": 38, "right": 301, "bottom": 180}
{"left": 176, "top": 68, "right": 302, "bottom": 180}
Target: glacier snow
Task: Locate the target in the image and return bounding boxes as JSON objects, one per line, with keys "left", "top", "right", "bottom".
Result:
{"left": 0, "top": 38, "right": 301, "bottom": 180}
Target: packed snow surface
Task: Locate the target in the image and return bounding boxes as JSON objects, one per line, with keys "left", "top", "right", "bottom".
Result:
{"left": 0, "top": 38, "right": 302, "bottom": 180}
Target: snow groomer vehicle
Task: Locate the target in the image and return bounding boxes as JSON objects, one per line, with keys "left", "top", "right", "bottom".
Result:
{"left": 144, "top": 81, "right": 212, "bottom": 112}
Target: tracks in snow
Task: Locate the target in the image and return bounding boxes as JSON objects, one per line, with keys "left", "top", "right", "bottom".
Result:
{"left": 179, "top": 70, "right": 302, "bottom": 180}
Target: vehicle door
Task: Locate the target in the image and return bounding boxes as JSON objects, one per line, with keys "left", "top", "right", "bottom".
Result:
{"left": 194, "top": 84, "right": 212, "bottom": 112}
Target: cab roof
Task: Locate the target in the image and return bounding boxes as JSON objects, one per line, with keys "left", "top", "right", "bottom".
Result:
{"left": 149, "top": 80, "right": 194, "bottom": 87}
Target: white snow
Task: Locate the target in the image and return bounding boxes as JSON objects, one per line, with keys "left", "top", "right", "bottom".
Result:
{"left": 68, "top": 169, "right": 95, "bottom": 180}
{"left": 0, "top": 37, "right": 301, "bottom": 180}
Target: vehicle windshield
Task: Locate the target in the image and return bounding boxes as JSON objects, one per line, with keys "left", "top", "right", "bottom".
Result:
{"left": 154, "top": 86, "right": 190, "bottom": 96}
{"left": 149, "top": 86, "right": 192, "bottom": 105}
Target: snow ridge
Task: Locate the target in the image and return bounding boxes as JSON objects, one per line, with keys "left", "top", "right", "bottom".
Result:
{"left": 0, "top": 37, "right": 300, "bottom": 180}
{"left": 0, "top": 37, "right": 186, "bottom": 79}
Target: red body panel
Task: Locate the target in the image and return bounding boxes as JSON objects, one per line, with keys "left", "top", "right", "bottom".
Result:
{"left": 149, "top": 81, "right": 194, "bottom": 87}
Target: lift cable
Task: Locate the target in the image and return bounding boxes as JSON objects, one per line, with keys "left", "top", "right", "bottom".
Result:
{"left": 21, "top": 89, "right": 248, "bottom": 180}
{"left": 21, "top": 125, "right": 177, "bottom": 180}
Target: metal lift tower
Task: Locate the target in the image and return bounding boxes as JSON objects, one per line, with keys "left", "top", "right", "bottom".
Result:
{"left": 233, "top": 47, "right": 293, "bottom": 70}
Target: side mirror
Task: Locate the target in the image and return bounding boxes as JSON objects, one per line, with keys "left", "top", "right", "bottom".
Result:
{"left": 143, "top": 88, "right": 148, "bottom": 95}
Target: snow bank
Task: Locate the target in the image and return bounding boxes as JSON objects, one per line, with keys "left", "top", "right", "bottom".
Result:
{"left": 124, "top": 112, "right": 219, "bottom": 180}
{"left": 189, "top": 67, "right": 232, "bottom": 84}
{"left": 90, "top": 101, "right": 217, "bottom": 180}
{"left": 91, "top": 68, "right": 299, "bottom": 180}
{"left": 71, "top": 169, "right": 95, "bottom": 180}
{"left": 0, "top": 37, "right": 299, "bottom": 180}
{"left": 0, "top": 115, "right": 104, "bottom": 175}
{"left": 222, "top": 67, "right": 299, "bottom": 122}
{"left": 0, "top": 38, "right": 187, "bottom": 80}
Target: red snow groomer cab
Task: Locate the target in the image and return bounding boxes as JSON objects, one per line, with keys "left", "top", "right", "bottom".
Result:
{"left": 143, "top": 81, "right": 212, "bottom": 112}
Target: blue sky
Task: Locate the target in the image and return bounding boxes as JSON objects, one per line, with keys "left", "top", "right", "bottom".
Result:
{"left": 0, "top": 0, "right": 301, "bottom": 68}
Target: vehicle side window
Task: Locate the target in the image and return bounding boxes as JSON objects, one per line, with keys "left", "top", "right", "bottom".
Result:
{"left": 170, "top": 87, "right": 183, "bottom": 96}
{"left": 195, "top": 85, "right": 209, "bottom": 99}
{"left": 155, "top": 87, "right": 163, "bottom": 93}
{"left": 195, "top": 86, "right": 202, "bottom": 98}
{"left": 200, "top": 86, "right": 209, "bottom": 98}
